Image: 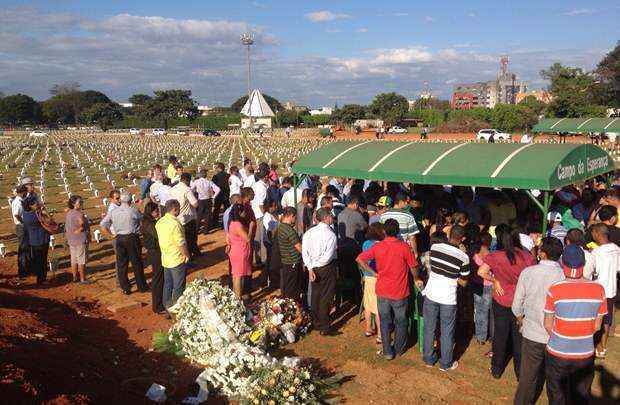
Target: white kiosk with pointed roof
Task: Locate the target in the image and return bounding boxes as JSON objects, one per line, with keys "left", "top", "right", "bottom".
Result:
{"left": 240, "top": 89, "right": 275, "bottom": 129}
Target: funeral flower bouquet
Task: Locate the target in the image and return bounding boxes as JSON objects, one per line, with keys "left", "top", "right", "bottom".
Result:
{"left": 244, "top": 358, "right": 340, "bottom": 405}
{"left": 155, "top": 281, "right": 341, "bottom": 403}
{"left": 198, "top": 342, "right": 276, "bottom": 400}
{"left": 166, "top": 279, "right": 249, "bottom": 364}
{"left": 248, "top": 297, "right": 311, "bottom": 348}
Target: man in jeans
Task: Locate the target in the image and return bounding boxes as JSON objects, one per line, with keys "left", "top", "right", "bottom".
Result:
{"left": 156, "top": 199, "right": 191, "bottom": 310}
{"left": 422, "top": 225, "right": 469, "bottom": 371}
{"left": 543, "top": 244, "right": 607, "bottom": 404}
{"left": 512, "top": 237, "right": 564, "bottom": 405}
{"left": 357, "top": 219, "right": 421, "bottom": 360}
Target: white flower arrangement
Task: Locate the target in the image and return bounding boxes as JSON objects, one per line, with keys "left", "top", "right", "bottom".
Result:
{"left": 158, "top": 280, "right": 340, "bottom": 404}
{"left": 167, "top": 279, "right": 249, "bottom": 365}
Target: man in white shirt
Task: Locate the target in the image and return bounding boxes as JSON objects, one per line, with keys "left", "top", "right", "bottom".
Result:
{"left": 191, "top": 169, "right": 220, "bottom": 233}
{"left": 12, "top": 185, "right": 29, "bottom": 277}
{"left": 302, "top": 208, "right": 338, "bottom": 335}
{"left": 281, "top": 181, "right": 304, "bottom": 208}
{"left": 239, "top": 159, "right": 251, "bottom": 182}
{"left": 170, "top": 173, "right": 200, "bottom": 257}
{"left": 590, "top": 223, "right": 620, "bottom": 358}
{"left": 251, "top": 170, "right": 269, "bottom": 266}
{"left": 229, "top": 167, "right": 243, "bottom": 197}
{"left": 152, "top": 177, "right": 172, "bottom": 212}
{"left": 243, "top": 169, "right": 256, "bottom": 188}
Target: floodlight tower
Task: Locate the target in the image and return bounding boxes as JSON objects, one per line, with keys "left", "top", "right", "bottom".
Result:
{"left": 240, "top": 32, "right": 255, "bottom": 101}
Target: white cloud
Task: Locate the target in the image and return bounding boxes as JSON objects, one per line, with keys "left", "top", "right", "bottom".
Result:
{"left": 563, "top": 8, "right": 596, "bottom": 16}
{"left": 305, "top": 10, "right": 351, "bottom": 23}
{"left": 0, "top": 7, "right": 610, "bottom": 107}
{"left": 424, "top": 16, "right": 436, "bottom": 23}
{"left": 467, "top": 12, "right": 477, "bottom": 18}
{"left": 325, "top": 28, "right": 342, "bottom": 34}
{"left": 372, "top": 47, "right": 434, "bottom": 64}
{"left": 252, "top": 1, "right": 268, "bottom": 9}
{"left": 357, "top": 28, "right": 368, "bottom": 33}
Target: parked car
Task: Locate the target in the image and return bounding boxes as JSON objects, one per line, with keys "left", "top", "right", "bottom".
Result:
{"left": 152, "top": 128, "right": 166, "bottom": 136}
{"left": 388, "top": 126, "right": 408, "bottom": 134}
{"left": 29, "top": 130, "right": 48, "bottom": 137}
{"left": 175, "top": 127, "right": 190, "bottom": 136}
{"left": 476, "top": 129, "right": 511, "bottom": 142}
{"left": 605, "top": 132, "right": 618, "bottom": 143}
{"left": 202, "top": 129, "right": 221, "bottom": 137}
{"left": 129, "top": 128, "right": 141, "bottom": 135}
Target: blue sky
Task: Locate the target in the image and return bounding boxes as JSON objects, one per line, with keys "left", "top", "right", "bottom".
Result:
{"left": 0, "top": 1, "right": 618, "bottom": 106}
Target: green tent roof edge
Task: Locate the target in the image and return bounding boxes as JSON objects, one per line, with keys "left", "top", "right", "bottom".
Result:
{"left": 292, "top": 140, "right": 614, "bottom": 191}
{"left": 532, "top": 117, "right": 620, "bottom": 133}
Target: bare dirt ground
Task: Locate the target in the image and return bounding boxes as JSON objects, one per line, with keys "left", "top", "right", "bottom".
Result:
{"left": 0, "top": 133, "right": 618, "bottom": 404}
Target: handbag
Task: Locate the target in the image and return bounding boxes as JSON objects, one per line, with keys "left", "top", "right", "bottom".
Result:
{"left": 36, "top": 209, "right": 61, "bottom": 235}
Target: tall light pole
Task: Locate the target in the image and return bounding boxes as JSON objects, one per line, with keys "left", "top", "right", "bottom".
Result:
{"left": 240, "top": 32, "right": 254, "bottom": 102}
{"left": 240, "top": 32, "right": 255, "bottom": 131}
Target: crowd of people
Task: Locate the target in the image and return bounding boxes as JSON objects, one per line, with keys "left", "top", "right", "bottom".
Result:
{"left": 10, "top": 152, "right": 620, "bottom": 404}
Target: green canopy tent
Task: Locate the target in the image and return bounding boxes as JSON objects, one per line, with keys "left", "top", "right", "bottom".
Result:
{"left": 292, "top": 140, "right": 614, "bottom": 234}
{"left": 532, "top": 117, "right": 620, "bottom": 133}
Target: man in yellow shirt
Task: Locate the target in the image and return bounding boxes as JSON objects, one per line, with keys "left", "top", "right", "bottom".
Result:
{"left": 155, "top": 199, "right": 190, "bottom": 310}
{"left": 166, "top": 155, "right": 178, "bottom": 180}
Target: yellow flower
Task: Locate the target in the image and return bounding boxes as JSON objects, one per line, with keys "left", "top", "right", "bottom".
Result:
{"left": 283, "top": 390, "right": 289, "bottom": 397}
{"left": 261, "top": 389, "right": 267, "bottom": 395}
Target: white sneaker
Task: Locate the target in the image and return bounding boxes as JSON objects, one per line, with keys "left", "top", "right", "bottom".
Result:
{"left": 439, "top": 361, "right": 458, "bottom": 372}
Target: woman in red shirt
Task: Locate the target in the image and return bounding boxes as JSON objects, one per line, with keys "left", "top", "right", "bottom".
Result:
{"left": 478, "top": 224, "right": 535, "bottom": 380}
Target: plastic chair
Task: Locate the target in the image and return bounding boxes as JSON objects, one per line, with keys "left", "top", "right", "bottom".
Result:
{"left": 409, "top": 285, "right": 424, "bottom": 353}
{"left": 335, "top": 271, "right": 362, "bottom": 312}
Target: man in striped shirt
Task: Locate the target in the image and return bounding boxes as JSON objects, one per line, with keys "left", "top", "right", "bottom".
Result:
{"left": 380, "top": 192, "right": 419, "bottom": 256}
{"left": 421, "top": 225, "right": 469, "bottom": 371}
{"left": 547, "top": 211, "right": 568, "bottom": 245}
{"left": 543, "top": 244, "right": 607, "bottom": 405}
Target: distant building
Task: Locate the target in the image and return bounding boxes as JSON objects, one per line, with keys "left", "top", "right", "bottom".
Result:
{"left": 451, "top": 56, "right": 526, "bottom": 110}
{"left": 284, "top": 101, "right": 309, "bottom": 113}
{"left": 197, "top": 105, "right": 212, "bottom": 116}
{"left": 515, "top": 90, "right": 552, "bottom": 104}
{"left": 309, "top": 107, "right": 333, "bottom": 116}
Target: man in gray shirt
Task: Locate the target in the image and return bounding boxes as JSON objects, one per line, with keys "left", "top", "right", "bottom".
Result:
{"left": 100, "top": 192, "right": 148, "bottom": 295}
{"left": 337, "top": 195, "right": 368, "bottom": 281}
{"left": 512, "top": 237, "right": 564, "bottom": 405}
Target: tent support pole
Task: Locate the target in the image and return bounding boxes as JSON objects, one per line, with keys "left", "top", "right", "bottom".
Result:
{"left": 293, "top": 174, "right": 306, "bottom": 209}
{"left": 525, "top": 190, "right": 550, "bottom": 235}
{"left": 525, "top": 190, "right": 544, "bottom": 213}
{"left": 541, "top": 191, "right": 551, "bottom": 236}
